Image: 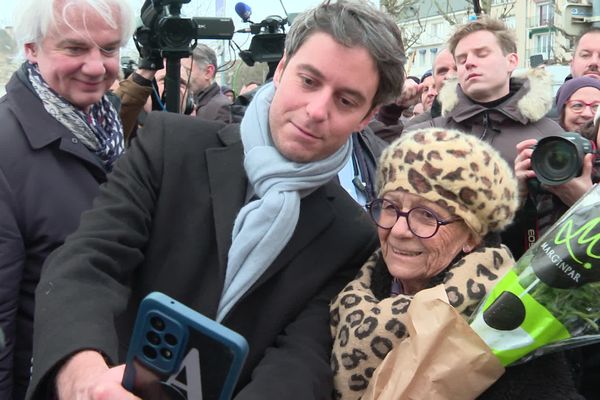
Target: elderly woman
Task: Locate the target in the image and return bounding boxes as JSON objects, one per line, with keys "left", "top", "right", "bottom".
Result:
{"left": 331, "top": 128, "right": 585, "bottom": 400}
{"left": 556, "top": 76, "right": 600, "bottom": 133}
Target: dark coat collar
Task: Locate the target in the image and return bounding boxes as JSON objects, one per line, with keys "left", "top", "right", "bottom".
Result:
{"left": 7, "top": 63, "right": 106, "bottom": 174}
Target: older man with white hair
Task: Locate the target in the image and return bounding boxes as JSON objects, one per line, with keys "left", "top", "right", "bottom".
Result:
{"left": 0, "top": 0, "right": 134, "bottom": 398}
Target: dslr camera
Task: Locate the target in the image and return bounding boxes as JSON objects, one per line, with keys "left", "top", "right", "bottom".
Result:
{"left": 531, "top": 132, "right": 599, "bottom": 186}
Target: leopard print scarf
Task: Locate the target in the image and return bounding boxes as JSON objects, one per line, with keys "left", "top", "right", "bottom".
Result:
{"left": 330, "top": 244, "right": 514, "bottom": 400}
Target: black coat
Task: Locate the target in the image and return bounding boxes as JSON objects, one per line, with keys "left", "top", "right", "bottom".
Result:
{"left": 0, "top": 66, "right": 108, "bottom": 399}
{"left": 27, "top": 112, "right": 378, "bottom": 399}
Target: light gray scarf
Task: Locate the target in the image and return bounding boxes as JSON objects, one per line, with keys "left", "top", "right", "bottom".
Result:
{"left": 216, "top": 82, "right": 352, "bottom": 321}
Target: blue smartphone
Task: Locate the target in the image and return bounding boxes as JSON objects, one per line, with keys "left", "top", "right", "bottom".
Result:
{"left": 122, "top": 292, "right": 248, "bottom": 400}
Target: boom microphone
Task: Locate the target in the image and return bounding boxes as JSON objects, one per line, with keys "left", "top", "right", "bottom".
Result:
{"left": 235, "top": 2, "right": 252, "bottom": 22}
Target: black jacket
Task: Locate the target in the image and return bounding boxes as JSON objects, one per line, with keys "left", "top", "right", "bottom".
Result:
{"left": 0, "top": 65, "right": 108, "bottom": 399}
{"left": 27, "top": 112, "right": 378, "bottom": 399}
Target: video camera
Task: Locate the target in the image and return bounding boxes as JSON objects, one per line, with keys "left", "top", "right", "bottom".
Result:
{"left": 235, "top": 2, "right": 288, "bottom": 78}
{"left": 136, "top": 0, "right": 234, "bottom": 58}
{"left": 531, "top": 132, "right": 599, "bottom": 186}
{"left": 134, "top": 0, "right": 235, "bottom": 112}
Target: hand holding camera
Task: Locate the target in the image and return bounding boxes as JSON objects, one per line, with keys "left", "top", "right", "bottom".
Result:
{"left": 515, "top": 133, "right": 598, "bottom": 206}
{"left": 134, "top": 25, "right": 164, "bottom": 71}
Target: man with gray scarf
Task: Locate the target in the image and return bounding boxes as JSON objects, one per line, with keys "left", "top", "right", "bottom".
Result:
{"left": 27, "top": 1, "right": 406, "bottom": 399}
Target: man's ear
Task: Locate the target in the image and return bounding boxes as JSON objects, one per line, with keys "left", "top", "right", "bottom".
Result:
{"left": 205, "top": 64, "right": 216, "bottom": 80}
{"left": 273, "top": 53, "right": 287, "bottom": 88}
{"left": 506, "top": 52, "right": 519, "bottom": 73}
{"left": 24, "top": 43, "right": 38, "bottom": 63}
{"left": 356, "top": 105, "right": 380, "bottom": 131}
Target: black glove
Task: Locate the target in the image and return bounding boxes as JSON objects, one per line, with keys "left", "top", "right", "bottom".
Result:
{"left": 134, "top": 26, "right": 163, "bottom": 71}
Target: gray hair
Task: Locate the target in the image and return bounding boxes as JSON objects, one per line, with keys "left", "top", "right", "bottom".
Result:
{"left": 285, "top": 0, "right": 405, "bottom": 108}
{"left": 13, "top": 0, "right": 135, "bottom": 48}
{"left": 192, "top": 44, "right": 218, "bottom": 76}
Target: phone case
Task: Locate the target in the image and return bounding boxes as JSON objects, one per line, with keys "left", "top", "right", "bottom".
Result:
{"left": 122, "top": 292, "right": 248, "bottom": 400}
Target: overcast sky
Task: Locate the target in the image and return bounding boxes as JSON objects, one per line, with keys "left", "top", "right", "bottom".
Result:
{"left": 1, "top": 1, "right": 379, "bottom": 29}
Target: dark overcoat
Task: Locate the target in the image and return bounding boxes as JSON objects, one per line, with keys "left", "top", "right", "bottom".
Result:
{"left": 27, "top": 111, "right": 378, "bottom": 399}
{"left": 0, "top": 66, "right": 108, "bottom": 399}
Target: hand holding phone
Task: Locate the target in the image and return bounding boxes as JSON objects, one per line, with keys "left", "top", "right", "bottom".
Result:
{"left": 122, "top": 292, "right": 248, "bottom": 400}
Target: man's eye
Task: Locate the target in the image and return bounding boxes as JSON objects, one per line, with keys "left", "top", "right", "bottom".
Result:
{"left": 65, "top": 47, "right": 85, "bottom": 54}
{"left": 102, "top": 47, "right": 119, "bottom": 56}
{"left": 338, "top": 97, "right": 356, "bottom": 108}
{"left": 301, "top": 76, "right": 315, "bottom": 87}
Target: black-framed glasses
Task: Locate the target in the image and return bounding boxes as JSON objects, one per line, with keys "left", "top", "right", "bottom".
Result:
{"left": 366, "top": 198, "right": 462, "bottom": 239}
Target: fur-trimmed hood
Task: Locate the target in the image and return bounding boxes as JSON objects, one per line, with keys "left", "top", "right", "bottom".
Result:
{"left": 438, "top": 68, "right": 554, "bottom": 123}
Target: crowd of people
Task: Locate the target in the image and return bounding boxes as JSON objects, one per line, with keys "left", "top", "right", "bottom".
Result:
{"left": 0, "top": 0, "right": 600, "bottom": 399}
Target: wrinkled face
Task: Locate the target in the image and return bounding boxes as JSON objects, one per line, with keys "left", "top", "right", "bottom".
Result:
{"left": 420, "top": 75, "right": 437, "bottom": 112}
{"left": 377, "top": 191, "right": 476, "bottom": 295}
{"left": 571, "top": 32, "right": 600, "bottom": 80}
{"left": 562, "top": 87, "right": 600, "bottom": 132}
{"left": 181, "top": 57, "right": 212, "bottom": 95}
{"left": 269, "top": 32, "right": 379, "bottom": 162}
{"left": 25, "top": 4, "right": 122, "bottom": 112}
{"left": 433, "top": 49, "right": 456, "bottom": 92}
{"left": 454, "top": 30, "right": 518, "bottom": 102}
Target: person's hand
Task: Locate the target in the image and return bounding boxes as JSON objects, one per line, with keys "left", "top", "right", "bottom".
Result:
{"left": 395, "top": 79, "right": 422, "bottom": 109}
{"left": 514, "top": 139, "right": 538, "bottom": 203}
{"left": 543, "top": 153, "right": 594, "bottom": 206}
{"left": 56, "top": 350, "right": 140, "bottom": 400}
{"left": 134, "top": 26, "right": 163, "bottom": 71}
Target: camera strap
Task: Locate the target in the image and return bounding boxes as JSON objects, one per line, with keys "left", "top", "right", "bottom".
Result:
{"left": 522, "top": 195, "right": 539, "bottom": 253}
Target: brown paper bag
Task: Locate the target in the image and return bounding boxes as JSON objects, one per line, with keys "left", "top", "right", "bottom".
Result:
{"left": 361, "top": 285, "right": 505, "bottom": 400}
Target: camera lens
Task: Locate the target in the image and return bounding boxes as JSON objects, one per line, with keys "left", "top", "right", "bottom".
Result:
{"left": 146, "top": 330, "right": 161, "bottom": 345}
{"left": 161, "top": 348, "right": 173, "bottom": 360}
{"left": 150, "top": 316, "right": 165, "bottom": 331}
{"left": 143, "top": 345, "right": 157, "bottom": 359}
{"left": 531, "top": 137, "right": 580, "bottom": 186}
{"left": 164, "top": 333, "right": 178, "bottom": 346}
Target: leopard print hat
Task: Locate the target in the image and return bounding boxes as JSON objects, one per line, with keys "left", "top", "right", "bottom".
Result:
{"left": 377, "top": 128, "right": 519, "bottom": 237}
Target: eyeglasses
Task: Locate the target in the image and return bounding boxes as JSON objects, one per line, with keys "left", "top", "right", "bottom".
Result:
{"left": 366, "top": 198, "right": 462, "bottom": 239}
{"left": 566, "top": 100, "right": 600, "bottom": 114}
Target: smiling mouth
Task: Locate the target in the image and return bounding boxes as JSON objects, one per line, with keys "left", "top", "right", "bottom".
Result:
{"left": 292, "top": 122, "right": 320, "bottom": 140}
{"left": 391, "top": 247, "right": 422, "bottom": 257}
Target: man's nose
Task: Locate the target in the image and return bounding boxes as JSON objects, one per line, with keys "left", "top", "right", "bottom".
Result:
{"left": 81, "top": 49, "right": 106, "bottom": 76}
{"left": 464, "top": 53, "right": 476, "bottom": 69}
{"left": 305, "top": 91, "right": 329, "bottom": 122}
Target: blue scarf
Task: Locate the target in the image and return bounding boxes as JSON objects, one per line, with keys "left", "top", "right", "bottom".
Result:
{"left": 216, "top": 82, "right": 352, "bottom": 321}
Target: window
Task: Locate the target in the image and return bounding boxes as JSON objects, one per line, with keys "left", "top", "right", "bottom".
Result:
{"left": 503, "top": 16, "right": 516, "bottom": 29}
{"left": 534, "top": 33, "right": 554, "bottom": 58}
{"left": 538, "top": 3, "right": 554, "bottom": 26}
{"left": 431, "top": 22, "right": 442, "bottom": 37}
{"left": 418, "top": 48, "right": 426, "bottom": 66}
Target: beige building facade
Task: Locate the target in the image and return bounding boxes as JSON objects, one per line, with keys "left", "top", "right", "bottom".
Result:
{"left": 394, "top": 0, "right": 593, "bottom": 82}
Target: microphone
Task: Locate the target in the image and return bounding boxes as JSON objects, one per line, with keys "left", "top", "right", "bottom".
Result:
{"left": 235, "top": 2, "right": 252, "bottom": 23}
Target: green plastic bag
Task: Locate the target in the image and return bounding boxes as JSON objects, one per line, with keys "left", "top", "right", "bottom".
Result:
{"left": 470, "top": 184, "right": 600, "bottom": 366}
